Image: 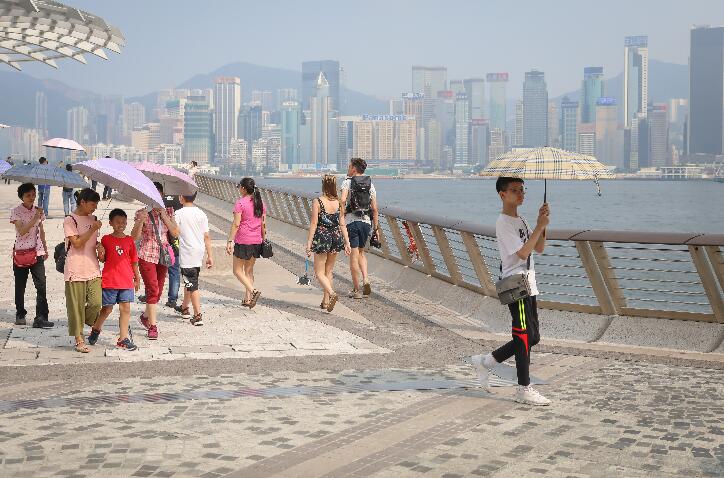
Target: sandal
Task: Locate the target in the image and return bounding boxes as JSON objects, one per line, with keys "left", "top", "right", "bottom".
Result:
{"left": 75, "top": 341, "right": 90, "bottom": 353}
{"left": 242, "top": 299, "right": 252, "bottom": 307}
{"left": 248, "top": 290, "right": 261, "bottom": 309}
{"left": 320, "top": 300, "right": 328, "bottom": 309}
{"left": 326, "top": 294, "right": 338, "bottom": 313}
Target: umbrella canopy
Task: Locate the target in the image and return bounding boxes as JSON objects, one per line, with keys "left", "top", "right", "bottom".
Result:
{"left": 1, "top": 163, "right": 89, "bottom": 188}
{"left": 43, "top": 138, "right": 85, "bottom": 152}
{"left": 132, "top": 161, "right": 198, "bottom": 196}
{"left": 72, "top": 158, "right": 164, "bottom": 208}
{"left": 0, "top": 160, "right": 11, "bottom": 175}
{"left": 480, "top": 147, "right": 614, "bottom": 200}
{"left": 0, "top": 124, "right": 9, "bottom": 128}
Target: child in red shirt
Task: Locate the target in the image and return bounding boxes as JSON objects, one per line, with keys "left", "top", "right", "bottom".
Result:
{"left": 88, "top": 209, "right": 141, "bottom": 350}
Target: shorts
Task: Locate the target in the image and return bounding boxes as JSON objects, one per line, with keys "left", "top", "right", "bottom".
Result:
{"left": 102, "top": 288, "right": 134, "bottom": 306}
{"left": 181, "top": 267, "right": 201, "bottom": 292}
{"left": 233, "top": 243, "right": 263, "bottom": 260}
{"left": 347, "top": 221, "right": 372, "bottom": 249}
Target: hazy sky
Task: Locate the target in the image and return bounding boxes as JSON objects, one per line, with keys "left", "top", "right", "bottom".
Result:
{"left": 16, "top": 0, "right": 724, "bottom": 99}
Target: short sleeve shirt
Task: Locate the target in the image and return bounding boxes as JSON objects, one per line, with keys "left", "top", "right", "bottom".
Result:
{"left": 135, "top": 208, "right": 174, "bottom": 264}
{"left": 64, "top": 214, "right": 101, "bottom": 282}
{"left": 341, "top": 177, "right": 376, "bottom": 225}
{"left": 101, "top": 234, "right": 138, "bottom": 289}
{"left": 496, "top": 213, "right": 539, "bottom": 296}
{"left": 233, "top": 196, "right": 265, "bottom": 245}
{"left": 9, "top": 204, "right": 45, "bottom": 256}
{"left": 176, "top": 206, "right": 210, "bottom": 268}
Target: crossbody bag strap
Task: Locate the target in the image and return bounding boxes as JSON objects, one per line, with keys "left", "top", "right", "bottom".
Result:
{"left": 148, "top": 212, "right": 165, "bottom": 248}
{"left": 65, "top": 216, "right": 79, "bottom": 253}
{"left": 519, "top": 217, "right": 532, "bottom": 271}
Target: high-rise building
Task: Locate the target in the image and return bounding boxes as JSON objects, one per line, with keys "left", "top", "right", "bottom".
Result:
{"left": 122, "top": 102, "right": 146, "bottom": 140}
{"left": 454, "top": 92, "right": 470, "bottom": 166}
{"left": 624, "top": 113, "right": 647, "bottom": 171}
{"left": 649, "top": 103, "right": 670, "bottom": 167}
{"left": 595, "top": 97, "right": 619, "bottom": 167}
{"left": 389, "top": 98, "right": 404, "bottom": 115}
{"left": 449, "top": 80, "right": 464, "bottom": 95}
{"left": 281, "top": 101, "right": 301, "bottom": 167}
{"left": 412, "top": 66, "right": 447, "bottom": 130}
{"left": 487, "top": 73, "right": 508, "bottom": 131}
{"left": 426, "top": 119, "right": 442, "bottom": 167}
{"left": 402, "top": 93, "right": 425, "bottom": 163}
{"left": 669, "top": 99, "right": 688, "bottom": 125}
{"left": 560, "top": 97, "right": 579, "bottom": 153}
{"left": 309, "top": 72, "right": 338, "bottom": 168}
{"left": 66, "top": 106, "right": 89, "bottom": 145}
{"left": 464, "top": 78, "right": 486, "bottom": 121}
{"left": 470, "top": 119, "right": 489, "bottom": 166}
{"left": 302, "top": 60, "right": 340, "bottom": 112}
{"left": 489, "top": 128, "right": 506, "bottom": 162}
{"left": 239, "top": 105, "right": 262, "bottom": 145}
{"left": 349, "top": 115, "right": 417, "bottom": 166}
{"left": 578, "top": 123, "right": 596, "bottom": 156}
{"left": 581, "top": 67, "right": 604, "bottom": 124}
{"left": 624, "top": 36, "right": 649, "bottom": 128}
{"left": 548, "top": 103, "right": 559, "bottom": 148}
{"left": 213, "top": 77, "right": 241, "bottom": 164}
{"left": 35, "top": 91, "right": 47, "bottom": 139}
{"left": 513, "top": 100, "right": 524, "bottom": 147}
{"left": 183, "top": 95, "right": 213, "bottom": 165}
{"left": 522, "top": 70, "right": 548, "bottom": 147}
{"left": 434, "top": 91, "right": 456, "bottom": 150}
{"left": 688, "top": 26, "right": 724, "bottom": 155}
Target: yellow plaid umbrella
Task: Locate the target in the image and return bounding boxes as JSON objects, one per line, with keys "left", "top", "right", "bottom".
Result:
{"left": 479, "top": 147, "right": 614, "bottom": 201}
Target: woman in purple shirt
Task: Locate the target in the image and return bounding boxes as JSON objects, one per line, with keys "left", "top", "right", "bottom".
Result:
{"left": 226, "top": 177, "right": 266, "bottom": 308}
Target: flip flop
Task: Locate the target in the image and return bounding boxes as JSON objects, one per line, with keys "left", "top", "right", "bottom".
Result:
{"left": 75, "top": 342, "right": 90, "bottom": 353}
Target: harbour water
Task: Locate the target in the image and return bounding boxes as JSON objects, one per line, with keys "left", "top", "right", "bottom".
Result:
{"left": 260, "top": 178, "right": 724, "bottom": 234}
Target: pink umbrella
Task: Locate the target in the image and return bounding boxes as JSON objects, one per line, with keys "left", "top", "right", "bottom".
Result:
{"left": 132, "top": 161, "right": 198, "bottom": 196}
{"left": 42, "top": 138, "right": 85, "bottom": 152}
{"left": 73, "top": 158, "right": 164, "bottom": 208}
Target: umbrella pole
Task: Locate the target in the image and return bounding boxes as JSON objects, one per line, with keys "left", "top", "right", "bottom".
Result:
{"left": 544, "top": 179, "right": 547, "bottom": 203}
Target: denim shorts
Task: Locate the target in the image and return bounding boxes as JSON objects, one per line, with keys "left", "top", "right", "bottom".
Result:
{"left": 347, "top": 221, "right": 372, "bottom": 249}
{"left": 102, "top": 288, "right": 135, "bottom": 306}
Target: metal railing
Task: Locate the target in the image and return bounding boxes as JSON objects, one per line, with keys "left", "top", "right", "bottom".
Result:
{"left": 195, "top": 174, "right": 724, "bottom": 323}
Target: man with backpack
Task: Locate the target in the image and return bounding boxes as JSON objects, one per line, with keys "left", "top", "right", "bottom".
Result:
{"left": 339, "top": 158, "right": 379, "bottom": 299}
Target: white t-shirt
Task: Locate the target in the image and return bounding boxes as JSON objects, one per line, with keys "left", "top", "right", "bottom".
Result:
{"left": 495, "top": 213, "right": 539, "bottom": 296}
{"left": 341, "top": 177, "right": 376, "bottom": 225}
{"left": 175, "top": 206, "right": 209, "bottom": 268}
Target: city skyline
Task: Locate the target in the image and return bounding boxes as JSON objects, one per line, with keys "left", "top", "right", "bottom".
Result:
{"left": 9, "top": 0, "right": 721, "bottom": 100}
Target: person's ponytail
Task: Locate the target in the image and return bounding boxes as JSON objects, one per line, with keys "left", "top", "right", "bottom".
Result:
{"left": 253, "top": 188, "right": 263, "bottom": 218}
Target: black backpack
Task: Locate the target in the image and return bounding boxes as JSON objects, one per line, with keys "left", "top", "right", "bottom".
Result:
{"left": 346, "top": 176, "right": 372, "bottom": 216}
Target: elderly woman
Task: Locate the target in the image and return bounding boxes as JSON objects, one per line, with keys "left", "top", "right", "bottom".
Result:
{"left": 10, "top": 183, "right": 52, "bottom": 329}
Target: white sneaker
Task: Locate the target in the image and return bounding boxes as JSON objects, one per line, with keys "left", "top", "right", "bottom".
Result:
{"left": 463, "top": 353, "right": 496, "bottom": 392}
{"left": 515, "top": 386, "right": 551, "bottom": 406}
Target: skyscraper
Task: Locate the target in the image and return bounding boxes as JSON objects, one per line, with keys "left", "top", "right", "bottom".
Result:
{"left": 548, "top": 103, "right": 559, "bottom": 148}
{"left": 489, "top": 128, "right": 506, "bottom": 162}
{"left": 577, "top": 123, "right": 596, "bottom": 156}
{"left": 213, "top": 77, "right": 241, "bottom": 164}
{"left": 470, "top": 119, "right": 489, "bottom": 166}
{"left": 688, "top": 25, "right": 724, "bottom": 155}
{"left": 35, "top": 91, "right": 47, "bottom": 139}
{"left": 595, "top": 97, "right": 619, "bottom": 167}
{"left": 581, "top": 67, "right": 604, "bottom": 123}
{"left": 623, "top": 36, "right": 649, "bottom": 128}
{"left": 184, "top": 95, "right": 213, "bottom": 166}
{"left": 402, "top": 93, "right": 425, "bottom": 164}
{"left": 411, "top": 66, "right": 447, "bottom": 97}
{"left": 454, "top": 92, "right": 470, "bottom": 166}
{"left": 513, "top": 100, "right": 524, "bottom": 147}
{"left": 66, "top": 106, "right": 89, "bottom": 144}
{"left": 560, "top": 97, "right": 579, "bottom": 153}
{"left": 464, "top": 78, "right": 486, "bottom": 121}
{"left": 522, "top": 70, "right": 548, "bottom": 147}
{"left": 281, "top": 101, "right": 301, "bottom": 167}
{"left": 302, "top": 60, "right": 340, "bottom": 112}
{"left": 649, "top": 103, "right": 670, "bottom": 167}
{"left": 487, "top": 73, "right": 508, "bottom": 132}
{"left": 309, "top": 72, "right": 338, "bottom": 168}
{"left": 122, "top": 102, "right": 146, "bottom": 140}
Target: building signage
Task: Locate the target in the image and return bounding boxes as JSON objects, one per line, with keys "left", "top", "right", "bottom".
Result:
{"left": 625, "top": 36, "right": 648, "bottom": 47}
{"left": 486, "top": 73, "right": 509, "bottom": 82}
{"left": 361, "top": 114, "right": 410, "bottom": 121}
{"left": 596, "top": 97, "right": 617, "bottom": 106}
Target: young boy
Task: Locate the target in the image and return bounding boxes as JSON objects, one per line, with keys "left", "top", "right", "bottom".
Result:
{"left": 466, "top": 177, "right": 551, "bottom": 406}
{"left": 87, "top": 209, "right": 141, "bottom": 351}
{"left": 174, "top": 192, "right": 213, "bottom": 326}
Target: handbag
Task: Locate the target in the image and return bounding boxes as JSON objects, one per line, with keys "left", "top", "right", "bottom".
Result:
{"left": 149, "top": 212, "right": 174, "bottom": 267}
{"left": 495, "top": 217, "right": 533, "bottom": 306}
{"left": 13, "top": 247, "right": 38, "bottom": 268}
{"left": 261, "top": 240, "right": 274, "bottom": 258}
{"left": 369, "top": 227, "right": 382, "bottom": 249}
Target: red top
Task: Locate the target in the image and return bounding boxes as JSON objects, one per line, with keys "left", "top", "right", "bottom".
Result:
{"left": 101, "top": 234, "right": 138, "bottom": 290}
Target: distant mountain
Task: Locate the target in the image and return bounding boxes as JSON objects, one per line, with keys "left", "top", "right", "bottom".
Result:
{"left": 555, "top": 59, "right": 688, "bottom": 107}
{"left": 129, "top": 61, "right": 388, "bottom": 115}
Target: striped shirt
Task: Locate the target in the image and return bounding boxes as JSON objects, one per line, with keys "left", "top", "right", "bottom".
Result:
{"left": 135, "top": 208, "right": 174, "bottom": 264}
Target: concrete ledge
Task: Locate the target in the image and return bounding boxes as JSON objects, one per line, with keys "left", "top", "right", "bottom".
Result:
{"left": 599, "top": 316, "right": 724, "bottom": 353}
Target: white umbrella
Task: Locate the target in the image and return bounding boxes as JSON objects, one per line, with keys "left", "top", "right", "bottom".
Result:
{"left": 43, "top": 138, "right": 85, "bottom": 152}
{"left": 0, "top": 124, "right": 9, "bottom": 128}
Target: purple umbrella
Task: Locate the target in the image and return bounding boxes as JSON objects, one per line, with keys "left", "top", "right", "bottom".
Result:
{"left": 0, "top": 160, "right": 12, "bottom": 175}
{"left": 132, "top": 161, "right": 198, "bottom": 196}
{"left": 72, "top": 158, "right": 164, "bottom": 208}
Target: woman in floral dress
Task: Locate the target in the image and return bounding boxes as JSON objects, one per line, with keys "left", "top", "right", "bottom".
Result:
{"left": 305, "top": 175, "right": 351, "bottom": 312}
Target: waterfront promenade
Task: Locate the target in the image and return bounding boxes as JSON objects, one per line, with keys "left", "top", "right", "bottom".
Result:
{"left": 0, "top": 183, "right": 722, "bottom": 477}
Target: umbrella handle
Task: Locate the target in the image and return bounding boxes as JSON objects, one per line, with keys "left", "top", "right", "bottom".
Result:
{"left": 544, "top": 179, "right": 547, "bottom": 204}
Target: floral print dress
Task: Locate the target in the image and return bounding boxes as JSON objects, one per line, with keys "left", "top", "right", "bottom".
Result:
{"left": 310, "top": 198, "right": 345, "bottom": 254}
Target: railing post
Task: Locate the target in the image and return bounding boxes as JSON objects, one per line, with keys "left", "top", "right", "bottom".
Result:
{"left": 301, "top": 197, "right": 313, "bottom": 223}
{"left": 375, "top": 220, "right": 392, "bottom": 259}
{"left": 386, "top": 216, "right": 412, "bottom": 265}
{"left": 292, "top": 195, "right": 307, "bottom": 226}
{"left": 432, "top": 226, "right": 462, "bottom": 284}
{"left": 268, "top": 191, "right": 284, "bottom": 222}
{"left": 407, "top": 221, "right": 435, "bottom": 275}
{"left": 460, "top": 232, "right": 496, "bottom": 296}
{"left": 282, "top": 193, "right": 300, "bottom": 226}
{"left": 575, "top": 241, "right": 618, "bottom": 315}
{"left": 589, "top": 241, "right": 627, "bottom": 310}
{"left": 689, "top": 245, "right": 724, "bottom": 323}
{"left": 705, "top": 246, "right": 724, "bottom": 294}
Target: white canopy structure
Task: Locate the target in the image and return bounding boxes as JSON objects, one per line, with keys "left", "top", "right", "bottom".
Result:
{"left": 0, "top": 0, "right": 124, "bottom": 71}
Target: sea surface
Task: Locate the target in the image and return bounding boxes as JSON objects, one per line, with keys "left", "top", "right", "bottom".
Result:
{"left": 258, "top": 177, "right": 724, "bottom": 234}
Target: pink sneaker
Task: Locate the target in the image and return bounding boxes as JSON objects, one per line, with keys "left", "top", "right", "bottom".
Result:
{"left": 147, "top": 324, "right": 158, "bottom": 340}
{"left": 139, "top": 313, "right": 150, "bottom": 331}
